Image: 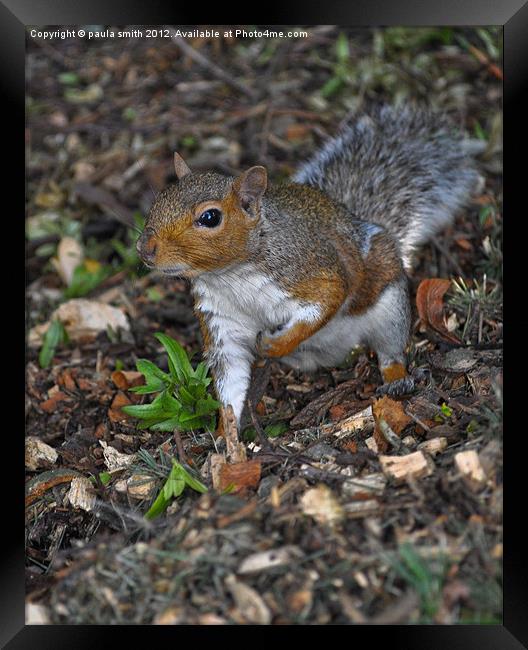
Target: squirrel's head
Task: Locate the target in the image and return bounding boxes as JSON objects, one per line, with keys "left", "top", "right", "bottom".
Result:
{"left": 137, "top": 153, "right": 267, "bottom": 278}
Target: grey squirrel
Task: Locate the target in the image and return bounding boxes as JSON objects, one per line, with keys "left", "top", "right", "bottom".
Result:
{"left": 137, "top": 105, "right": 482, "bottom": 432}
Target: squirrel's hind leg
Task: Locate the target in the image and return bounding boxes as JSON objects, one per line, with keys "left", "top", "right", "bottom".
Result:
{"left": 361, "top": 278, "right": 415, "bottom": 397}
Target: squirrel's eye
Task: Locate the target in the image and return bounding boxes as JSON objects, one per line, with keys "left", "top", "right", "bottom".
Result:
{"left": 196, "top": 208, "right": 222, "bottom": 228}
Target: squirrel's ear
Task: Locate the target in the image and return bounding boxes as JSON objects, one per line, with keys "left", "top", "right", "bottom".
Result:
{"left": 173, "top": 152, "right": 191, "bottom": 180}
{"left": 233, "top": 166, "right": 267, "bottom": 213}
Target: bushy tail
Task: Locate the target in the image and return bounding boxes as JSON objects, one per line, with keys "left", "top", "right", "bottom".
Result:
{"left": 293, "top": 105, "right": 483, "bottom": 270}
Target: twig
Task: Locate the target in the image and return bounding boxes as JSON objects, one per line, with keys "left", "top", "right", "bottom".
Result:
{"left": 173, "top": 429, "right": 191, "bottom": 465}
{"left": 432, "top": 237, "right": 464, "bottom": 277}
{"left": 167, "top": 31, "right": 257, "bottom": 99}
{"left": 248, "top": 398, "right": 273, "bottom": 452}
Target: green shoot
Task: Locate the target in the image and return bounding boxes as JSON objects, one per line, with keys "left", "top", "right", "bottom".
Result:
{"left": 390, "top": 543, "right": 449, "bottom": 622}
{"left": 63, "top": 262, "right": 111, "bottom": 299}
{"left": 38, "top": 319, "right": 68, "bottom": 368}
{"left": 144, "top": 459, "right": 207, "bottom": 519}
{"left": 122, "top": 333, "right": 220, "bottom": 432}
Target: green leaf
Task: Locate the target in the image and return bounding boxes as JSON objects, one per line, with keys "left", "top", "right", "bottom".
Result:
{"left": 265, "top": 422, "right": 289, "bottom": 438}
{"left": 64, "top": 263, "right": 111, "bottom": 299}
{"left": 163, "top": 474, "right": 185, "bottom": 499}
{"left": 440, "top": 403, "right": 453, "bottom": 418}
{"left": 160, "top": 390, "right": 182, "bottom": 415}
{"left": 173, "top": 461, "right": 207, "bottom": 493}
{"left": 155, "top": 333, "right": 193, "bottom": 382}
{"left": 151, "top": 417, "right": 182, "bottom": 431}
{"left": 58, "top": 72, "right": 79, "bottom": 85}
{"left": 178, "top": 385, "right": 196, "bottom": 406}
{"left": 144, "top": 489, "right": 169, "bottom": 520}
{"left": 336, "top": 32, "right": 350, "bottom": 63}
{"left": 130, "top": 382, "right": 166, "bottom": 395}
{"left": 195, "top": 397, "right": 220, "bottom": 417}
{"left": 242, "top": 427, "right": 256, "bottom": 442}
{"left": 177, "top": 414, "right": 207, "bottom": 429}
{"left": 321, "top": 76, "right": 344, "bottom": 98}
{"left": 39, "top": 319, "right": 67, "bottom": 368}
{"left": 136, "top": 358, "right": 170, "bottom": 383}
{"left": 146, "top": 287, "right": 163, "bottom": 302}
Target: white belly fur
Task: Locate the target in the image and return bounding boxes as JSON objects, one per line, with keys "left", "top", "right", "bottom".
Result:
{"left": 192, "top": 264, "right": 323, "bottom": 420}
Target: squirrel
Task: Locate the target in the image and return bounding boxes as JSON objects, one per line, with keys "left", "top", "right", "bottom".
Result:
{"left": 136, "top": 105, "right": 483, "bottom": 431}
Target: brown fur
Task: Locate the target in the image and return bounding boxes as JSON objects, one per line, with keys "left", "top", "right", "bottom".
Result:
{"left": 330, "top": 231, "right": 403, "bottom": 316}
{"left": 381, "top": 363, "right": 408, "bottom": 382}
{"left": 154, "top": 191, "right": 257, "bottom": 272}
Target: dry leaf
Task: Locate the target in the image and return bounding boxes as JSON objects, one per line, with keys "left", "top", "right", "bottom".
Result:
{"left": 372, "top": 396, "right": 413, "bottom": 452}
{"left": 111, "top": 370, "right": 145, "bottom": 389}
{"left": 285, "top": 123, "right": 311, "bottom": 140}
{"left": 51, "top": 237, "right": 84, "bottom": 287}
{"left": 238, "top": 546, "right": 303, "bottom": 574}
{"left": 416, "top": 278, "right": 460, "bottom": 344}
{"left": 29, "top": 299, "right": 130, "bottom": 347}
{"left": 39, "top": 390, "right": 71, "bottom": 413}
{"left": 108, "top": 390, "right": 133, "bottom": 423}
{"left": 225, "top": 574, "right": 271, "bottom": 625}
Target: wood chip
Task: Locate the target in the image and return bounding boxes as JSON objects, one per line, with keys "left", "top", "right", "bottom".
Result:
{"left": 223, "top": 404, "right": 247, "bottom": 464}
{"left": 108, "top": 390, "right": 133, "bottom": 423}
{"left": 126, "top": 473, "right": 157, "bottom": 499}
{"left": 153, "top": 606, "right": 184, "bottom": 625}
{"left": 342, "top": 473, "right": 387, "bottom": 499}
{"left": 295, "top": 405, "right": 374, "bottom": 440}
{"left": 25, "top": 436, "right": 58, "bottom": 470}
{"left": 66, "top": 477, "right": 97, "bottom": 512}
{"left": 25, "top": 603, "right": 50, "bottom": 625}
{"left": 99, "top": 440, "right": 136, "bottom": 471}
{"left": 224, "top": 574, "right": 271, "bottom": 625}
{"left": 238, "top": 546, "right": 303, "bottom": 574}
{"left": 301, "top": 484, "right": 344, "bottom": 525}
{"left": 209, "top": 453, "right": 226, "bottom": 491}
{"left": 454, "top": 450, "right": 487, "bottom": 492}
{"left": 343, "top": 499, "right": 381, "bottom": 518}
{"left": 417, "top": 437, "right": 448, "bottom": 456}
{"left": 219, "top": 459, "right": 261, "bottom": 493}
{"left": 379, "top": 451, "right": 435, "bottom": 484}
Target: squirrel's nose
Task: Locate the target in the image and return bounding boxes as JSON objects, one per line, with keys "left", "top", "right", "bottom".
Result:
{"left": 137, "top": 230, "right": 158, "bottom": 265}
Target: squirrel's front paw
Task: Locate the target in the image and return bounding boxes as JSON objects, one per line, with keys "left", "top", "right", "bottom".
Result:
{"left": 256, "top": 325, "right": 286, "bottom": 358}
{"left": 376, "top": 376, "right": 415, "bottom": 397}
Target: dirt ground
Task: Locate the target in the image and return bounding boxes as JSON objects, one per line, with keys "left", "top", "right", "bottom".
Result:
{"left": 25, "top": 26, "right": 502, "bottom": 624}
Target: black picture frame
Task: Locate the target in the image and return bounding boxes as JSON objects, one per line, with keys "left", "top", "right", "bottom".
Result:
{"left": 12, "top": 1, "right": 518, "bottom": 646}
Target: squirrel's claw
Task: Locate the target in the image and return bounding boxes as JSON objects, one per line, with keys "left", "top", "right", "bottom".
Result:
{"left": 376, "top": 375, "right": 415, "bottom": 398}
